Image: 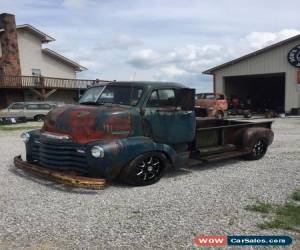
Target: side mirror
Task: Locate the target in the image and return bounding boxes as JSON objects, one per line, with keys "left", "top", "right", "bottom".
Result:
{"left": 176, "top": 88, "right": 195, "bottom": 111}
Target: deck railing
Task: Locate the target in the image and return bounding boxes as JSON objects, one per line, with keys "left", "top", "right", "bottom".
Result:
{"left": 0, "top": 75, "right": 109, "bottom": 89}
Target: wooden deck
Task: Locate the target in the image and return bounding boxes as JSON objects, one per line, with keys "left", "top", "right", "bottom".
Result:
{"left": 0, "top": 75, "right": 109, "bottom": 89}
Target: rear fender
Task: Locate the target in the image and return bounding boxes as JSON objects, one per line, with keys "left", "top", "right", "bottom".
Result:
{"left": 240, "top": 127, "right": 274, "bottom": 151}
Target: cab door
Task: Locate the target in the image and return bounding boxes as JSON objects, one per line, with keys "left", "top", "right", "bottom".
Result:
{"left": 143, "top": 88, "right": 195, "bottom": 145}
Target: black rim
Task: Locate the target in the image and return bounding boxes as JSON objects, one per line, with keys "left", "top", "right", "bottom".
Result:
{"left": 135, "top": 156, "right": 162, "bottom": 181}
{"left": 252, "top": 139, "right": 267, "bottom": 156}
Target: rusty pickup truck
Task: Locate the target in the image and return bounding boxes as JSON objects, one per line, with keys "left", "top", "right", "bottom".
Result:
{"left": 195, "top": 93, "right": 228, "bottom": 119}
{"left": 15, "top": 81, "right": 274, "bottom": 187}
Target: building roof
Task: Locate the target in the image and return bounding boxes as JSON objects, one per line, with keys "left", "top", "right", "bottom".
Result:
{"left": 0, "top": 24, "right": 55, "bottom": 43}
{"left": 0, "top": 23, "right": 87, "bottom": 71}
{"left": 109, "top": 81, "right": 187, "bottom": 89}
{"left": 42, "top": 48, "right": 87, "bottom": 72}
{"left": 203, "top": 33, "right": 300, "bottom": 74}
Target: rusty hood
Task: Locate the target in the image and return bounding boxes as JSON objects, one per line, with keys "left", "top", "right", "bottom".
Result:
{"left": 41, "top": 105, "right": 132, "bottom": 144}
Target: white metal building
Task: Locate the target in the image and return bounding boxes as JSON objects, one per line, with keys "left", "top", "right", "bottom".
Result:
{"left": 203, "top": 34, "right": 300, "bottom": 113}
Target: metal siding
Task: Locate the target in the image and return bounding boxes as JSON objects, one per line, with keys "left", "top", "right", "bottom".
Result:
{"left": 214, "top": 38, "right": 300, "bottom": 111}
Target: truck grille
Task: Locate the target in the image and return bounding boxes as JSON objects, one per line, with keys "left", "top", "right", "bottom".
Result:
{"left": 31, "top": 139, "right": 88, "bottom": 173}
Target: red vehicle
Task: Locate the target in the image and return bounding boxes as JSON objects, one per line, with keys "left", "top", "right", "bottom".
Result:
{"left": 195, "top": 93, "right": 228, "bottom": 119}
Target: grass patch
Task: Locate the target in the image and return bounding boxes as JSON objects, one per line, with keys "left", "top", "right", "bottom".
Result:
{"left": 245, "top": 202, "right": 273, "bottom": 213}
{"left": 0, "top": 126, "right": 41, "bottom": 131}
{"left": 246, "top": 189, "right": 300, "bottom": 233}
{"left": 292, "top": 189, "right": 300, "bottom": 201}
{"left": 259, "top": 202, "right": 300, "bottom": 233}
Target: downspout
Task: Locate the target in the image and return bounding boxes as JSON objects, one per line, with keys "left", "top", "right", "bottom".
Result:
{"left": 213, "top": 73, "right": 216, "bottom": 93}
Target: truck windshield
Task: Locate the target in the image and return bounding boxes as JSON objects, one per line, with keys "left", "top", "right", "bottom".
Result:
{"left": 79, "top": 86, "right": 104, "bottom": 104}
{"left": 97, "top": 85, "right": 144, "bottom": 106}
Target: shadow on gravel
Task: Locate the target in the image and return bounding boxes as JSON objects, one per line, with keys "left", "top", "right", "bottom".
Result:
{"left": 163, "top": 158, "right": 242, "bottom": 179}
{"left": 9, "top": 164, "right": 136, "bottom": 192}
{"left": 8, "top": 166, "right": 101, "bottom": 194}
{"left": 8, "top": 158, "right": 244, "bottom": 192}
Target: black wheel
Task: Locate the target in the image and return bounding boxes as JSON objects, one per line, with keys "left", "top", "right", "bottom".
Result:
{"left": 244, "top": 138, "right": 268, "bottom": 160}
{"left": 215, "top": 111, "right": 224, "bottom": 119}
{"left": 119, "top": 152, "right": 167, "bottom": 186}
{"left": 34, "top": 115, "right": 45, "bottom": 122}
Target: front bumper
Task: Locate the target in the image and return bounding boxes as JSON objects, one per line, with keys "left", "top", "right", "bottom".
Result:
{"left": 14, "top": 155, "right": 106, "bottom": 189}
{"left": 26, "top": 130, "right": 107, "bottom": 176}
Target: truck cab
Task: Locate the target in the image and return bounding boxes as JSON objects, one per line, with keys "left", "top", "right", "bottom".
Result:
{"left": 18, "top": 81, "right": 274, "bottom": 186}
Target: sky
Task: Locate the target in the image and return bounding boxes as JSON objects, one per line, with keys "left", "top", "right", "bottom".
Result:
{"left": 1, "top": 0, "right": 300, "bottom": 92}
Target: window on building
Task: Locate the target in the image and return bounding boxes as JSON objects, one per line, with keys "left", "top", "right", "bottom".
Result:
{"left": 32, "top": 69, "right": 41, "bottom": 76}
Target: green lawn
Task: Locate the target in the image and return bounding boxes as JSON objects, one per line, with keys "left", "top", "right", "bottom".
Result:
{"left": 0, "top": 126, "right": 41, "bottom": 131}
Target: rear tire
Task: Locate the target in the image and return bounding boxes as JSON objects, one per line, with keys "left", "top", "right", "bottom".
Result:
{"left": 244, "top": 138, "right": 268, "bottom": 160}
{"left": 34, "top": 115, "right": 45, "bottom": 122}
{"left": 119, "top": 152, "right": 167, "bottom": 186}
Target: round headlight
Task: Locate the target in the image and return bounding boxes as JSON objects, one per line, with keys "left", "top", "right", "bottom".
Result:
{"left": 21, "top": 132, "right": 30, "bottom": 143}
{"left": 91, "top": 146, "right": 104, "bottom": 158}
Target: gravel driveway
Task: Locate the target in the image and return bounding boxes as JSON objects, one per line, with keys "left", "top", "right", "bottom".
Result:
{"left": 0, "top": 118, "right": 299, "bottom": 249}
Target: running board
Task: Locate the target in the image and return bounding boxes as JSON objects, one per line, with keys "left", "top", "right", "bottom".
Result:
{"left": 191, "top": 150, "right": 249, "bottom": 162}
{"left": 197, "top": 144, "right": 236, "bottom": 156}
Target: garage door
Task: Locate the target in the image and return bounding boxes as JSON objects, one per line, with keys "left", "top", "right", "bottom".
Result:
{"left": 224, "top": 73, "right": 285, "bottom": 112}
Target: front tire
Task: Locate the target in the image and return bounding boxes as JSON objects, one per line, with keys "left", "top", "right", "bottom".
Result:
{"left": 244, "top": 138, "right": 268, "bottom": 160}
{"left": 119, "top": 152, "right": 167, "bottom": 186}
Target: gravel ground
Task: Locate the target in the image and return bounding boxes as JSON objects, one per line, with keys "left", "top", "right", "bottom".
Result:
{"left": 0, "top": 118, "right": 299, "bottom": 250}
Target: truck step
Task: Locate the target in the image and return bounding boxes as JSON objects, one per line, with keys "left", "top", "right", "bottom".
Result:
{"left": 197, "top": 144, "right": 236, "bottom": 156}
{"left": 191, "top": 150, "right": 249, "bottom": 162}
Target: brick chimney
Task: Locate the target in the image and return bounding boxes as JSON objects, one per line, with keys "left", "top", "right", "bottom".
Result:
{"left": 0, "top": 13, "right": 21, "bottom": 76}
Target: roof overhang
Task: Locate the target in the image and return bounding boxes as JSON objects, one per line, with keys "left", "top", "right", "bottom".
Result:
{"left": 0, "top": 24, "right": 55, "bottom": 43}
{"left": 203, "top": 33, "right": 300, "bottom": 75}
{"left": 42, "top": 48, "right": 87, "bottom": 71}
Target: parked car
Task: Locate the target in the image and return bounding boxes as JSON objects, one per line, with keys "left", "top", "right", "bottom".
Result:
{"left": 195, "top": 93, "right": 228, "bottom": 119}
{"left": 0, "top": 102, "right": 62, "bottom": 121}
{"left": 0, "top": 116, "right": 26, "bottom": 125}
{"left": 15, "top": 82, "right": 274, "bottom": 188}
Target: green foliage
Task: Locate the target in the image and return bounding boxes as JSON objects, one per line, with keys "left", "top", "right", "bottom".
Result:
{"left": 0, "top": 126, "right": 41, "bottom": 131}
{"left": 245, "top": 202, "right": 273, "bottom": 214}
{"left": 259, "top": 202, "right": 300, "bottom": 233}
{"left": 246, "top": 188, "right": 300, "bottom": 233}
{"left": 292, "top": 189, "right": 300, "bottom": 201}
